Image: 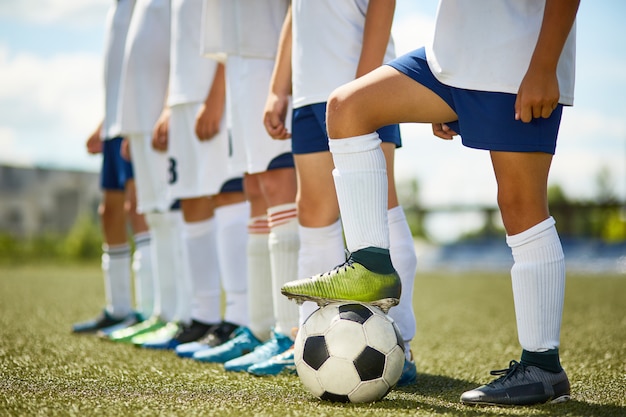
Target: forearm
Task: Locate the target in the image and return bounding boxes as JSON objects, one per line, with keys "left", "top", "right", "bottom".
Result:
{"left": 205, "top": 62, "right": 226, "bottom": 105}
{"left": 528, "top": 0, "right": 579, "bottom": 74}
{"left": 356, "top": 0, "right": 395, "bottom": 78}
{"left": 269, "top": 4, "right": 293, "bottom": 96}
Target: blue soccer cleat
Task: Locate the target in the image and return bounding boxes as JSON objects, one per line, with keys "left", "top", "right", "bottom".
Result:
{"left": 223, "top": 329, "right": 293, "bottom": 372}
{"left": 396, "top": 356, "right": 418, "bottom": 387}
{"left": 192, "top": 327, "right": 261, "bottom": 363}
{"left": 246, "top": 345, "right": 296, "bottom": 376}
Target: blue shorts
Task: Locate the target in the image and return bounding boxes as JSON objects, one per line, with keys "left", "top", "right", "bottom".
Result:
{"left": 220, "top": 177, "right": 244, "bottom": 193}
{"left": 291, "top": 102, "right": 402, "bottom": 155}
{"left": 267, "top": 152, "right": 295, "bottom": 170}
{"left": 101, "top": 137, "right": 134, "bottom": 191}
{"left": 387, "top": 47, "right": 562, "bottom": 154}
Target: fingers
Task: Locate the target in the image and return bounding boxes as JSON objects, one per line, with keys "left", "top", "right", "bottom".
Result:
{"left": 196, "top": 122, "right": 220, "bottom": 141}
{"left": 263, "top": 113, "right": 291, "bottom": 139}
{"left": 515, "top": 100, "right": 557, "bottom": 123}
{"left": 151, "top": 126, "right": 168, "bottom": 151}
{"left": 432, "top": 123, "right": 456, "bottom": 140}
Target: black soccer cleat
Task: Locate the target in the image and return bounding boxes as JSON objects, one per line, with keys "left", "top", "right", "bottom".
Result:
{"left": 461, "top": 360, "right": 571, "bottom": 406}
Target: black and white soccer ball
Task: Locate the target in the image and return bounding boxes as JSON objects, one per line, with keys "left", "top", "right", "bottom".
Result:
{"left": 294, "top": 302, "right": 405, "bottom": 403}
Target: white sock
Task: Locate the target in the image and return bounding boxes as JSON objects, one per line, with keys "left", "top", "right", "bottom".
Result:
{"left": 184, "top": 218, "right": 221, "bottom": 325}
{"left": 132, "top": 231, "right": 153, "bottom": 318}
{"left": 173, "top": 210, "right": 193, "bottom": 324}
{"left": 297, "top": 220, "right": 345, "bottom": 326}
{"left": 145, "top": 211, "right": 189, "bottom": 323}
{"left": 246, "top": 216, "right": 274, "bottom": 341}
{"left": 387, "top": 206, "right": 417, "bottom": 346}
{"left": 215, "top": 201, "right": 250, "bottom": 327}
{"left": 329, "top": 133, "right": 389, "bottom": 252}
{"left": 268, "top": 203, "right": 300, "bottom": 339}
{"left": 508, "top": 216, "right": 565, "bottom": 352}
{"left": 102, "top": 243, "right": 133, "bottom": 318}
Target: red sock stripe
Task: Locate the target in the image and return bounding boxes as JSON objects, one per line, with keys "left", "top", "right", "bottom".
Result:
{"left": 268, "top": 207, "right": 298, "bottom": 228}
{"left": 248, "top": 218, "right": 270, "bottom": 234}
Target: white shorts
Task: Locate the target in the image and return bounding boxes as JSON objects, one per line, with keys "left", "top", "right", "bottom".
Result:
{"left": 168, "top": 102, "right": 236, "bottom": 199}
{"left": 226, "top": 55, "right": 293, "bottom": 175}
{"left": 127, "top": 132, "right": 172, "bottom": 213}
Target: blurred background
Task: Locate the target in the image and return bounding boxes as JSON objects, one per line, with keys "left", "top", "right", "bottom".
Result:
{"left": 0, "top": 0, "right": 624, "bottom": 272}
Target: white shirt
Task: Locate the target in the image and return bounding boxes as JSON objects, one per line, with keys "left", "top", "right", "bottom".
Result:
{"left": 201, "top": 0, "right": 288, "bottom": 61}
{"left": 118, "top": 0, "right": 171, "bottom": 135}
{"left": 168, "top": 0, "right": 217, "bottom": 106}
{"left": 102, "top": 0, "right": 135, "bottom": 139}
{"left": 292, "top": 0, "right": 396, "bottom": 109}
{"left": 426, "top": 0, "right": 576, "bottom": 105}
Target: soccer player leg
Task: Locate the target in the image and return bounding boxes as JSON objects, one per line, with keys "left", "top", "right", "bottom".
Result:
{"left": 461, "top": 151, "right": 569, "bottom": 406}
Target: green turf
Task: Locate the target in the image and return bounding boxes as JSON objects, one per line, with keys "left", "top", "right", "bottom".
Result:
{"left": 1, "top": 264, "right": 624, "bottom": 416}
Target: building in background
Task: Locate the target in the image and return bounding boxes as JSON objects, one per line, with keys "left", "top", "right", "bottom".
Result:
{"left": 0, "top": 164, "right": 99, "bottom": 238}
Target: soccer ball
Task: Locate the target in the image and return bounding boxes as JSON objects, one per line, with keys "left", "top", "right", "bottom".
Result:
{"left": 294, "top": 302, "right": 405, "bottom": 403}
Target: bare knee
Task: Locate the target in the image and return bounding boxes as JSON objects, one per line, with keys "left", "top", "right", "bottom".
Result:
{"left": 497, "top": 191, "right": 549, "bottom": 235}
{"left": 326, "top": 86, "right": 364, "bottom": 138}
{"left": 297, "top": 195, "right": 339, "bottom": 228}
{"left": 257, "top": 168, "right": 296, "bottom": 207}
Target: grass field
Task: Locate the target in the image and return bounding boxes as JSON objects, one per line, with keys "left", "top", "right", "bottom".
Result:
{"left": 1, "top": 263, "right": 624, "bottom": 416}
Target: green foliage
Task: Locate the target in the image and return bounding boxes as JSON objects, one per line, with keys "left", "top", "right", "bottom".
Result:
{"left": 1, "top": 265, "right": 624, "bottom": 416}
{"left": 0, "top": 214, "right": 102, "bottom": 263}
{"left": 602, "top": 209, "right": 626, "bottom": 242}
{"left": 61, "top": 214, "right": 103, "bottom": 260}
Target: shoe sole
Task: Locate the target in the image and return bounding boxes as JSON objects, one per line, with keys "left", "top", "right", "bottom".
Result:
{"left": 282, "top": 292, "right": 399, "bottom": 314}
{"left": 461, "top": 393, "right": 571, "bottom": 407}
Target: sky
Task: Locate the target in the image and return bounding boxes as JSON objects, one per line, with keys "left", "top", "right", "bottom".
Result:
{"left": 0, "top": 0, "right": 625, "bottom": 240}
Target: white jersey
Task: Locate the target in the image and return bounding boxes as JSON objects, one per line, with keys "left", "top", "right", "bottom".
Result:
{"left": 102, "top": 0, "right": 135, "bottom": 139}
{"left": 201, "top": 0, "right": 288, "bottom": 60}
{"left": 168, "top": 0, "right": 217, "bottom": 106}
{"left": 426, "top": 0, "right": 576, "bottom": 105}
{"left": 118, "top": 0, "right": 171, "bottom": 135}
{"left": 291, "top": 0, "right": 396, "bottom": 109}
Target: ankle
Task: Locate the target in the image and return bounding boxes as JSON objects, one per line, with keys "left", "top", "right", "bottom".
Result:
{"left": 350, "top": 247, "right": 395, "bottom": 274}
{"left": 520, "top": 349, "right": 563, "bottom": 373}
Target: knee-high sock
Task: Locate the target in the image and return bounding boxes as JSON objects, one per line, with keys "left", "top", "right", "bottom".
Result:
{"left": 297, "top": 220, "right": 345, "bottom": 326}
{"left": 387, "top": 206, "right": 417, "bottom": 356}
{"left": 329, "top": 133, "right": 389, "bottom": 253}
{"left": 145, "top": 211, "right": 188, "bottom": 323}
{"left": 508, "top": 217, "right": 565, "bottom": 352}
{"left": 268, "top": 203, "right": 300, "bottom": 339}
{"left": 215, "top": 201, "right": 250, "bottom": 327}
{"left": 132, "top": 231, "right": 153, "bottom": 318}
{"left": 102, "top": 243, "right": 133, "bottom": 318}
{"left": 246, "top": 216, "right": 274, "bottom": 341}
{"left": 184, "top": 218, "right": 221, "bottom": 325}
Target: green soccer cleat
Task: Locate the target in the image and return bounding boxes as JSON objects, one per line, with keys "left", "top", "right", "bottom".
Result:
{"left": 131, "top": 321, "right": 180, "bottom": 346}
{"left": 106, "top": 316, "right": 166, "bottom": 343}
{"left": 280, "top": 257, "right": 401, "bottom": 313}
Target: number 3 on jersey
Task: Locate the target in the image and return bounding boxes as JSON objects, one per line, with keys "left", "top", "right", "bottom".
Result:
{"left": 168, "top": 157, "right": 178, "bottom": 185}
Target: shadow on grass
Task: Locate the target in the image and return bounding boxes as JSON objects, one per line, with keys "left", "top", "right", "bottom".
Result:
{"left": 320, "top": 373, "right": 626, "bottom": 417}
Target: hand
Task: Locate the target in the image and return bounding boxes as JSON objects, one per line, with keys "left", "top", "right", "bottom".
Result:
{"left": 86, "top": 128, "right": 103, "bottom": 154}
{"left": 263, "top": 93, "right": 291, "bottom": 140}
{"left": 152, "top": 108, "right": 170, "bottom": 151}
{"left": 515, "top": 68, "right": 560, "bottom": 123}
{"left": 195, "top": 102, "right": 222, "bottom": 141}
{"left": 432, "top": 123, "right": 457, "bottom": 140}
{"left": 120, "top": 138, "right": 131, "bottom": 161}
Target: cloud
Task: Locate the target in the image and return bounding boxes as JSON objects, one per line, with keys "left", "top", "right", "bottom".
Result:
{"left": 0, "top": 0, "right": 109, "bottom": 27}
{"left": 392, "top": 9, "right": 435, "bottom": 56}
{"left": 0, "top": 43, "right": 103, "bottom": 169}
{"left": 0, "top": 126, "right": 34, "bottom": 167}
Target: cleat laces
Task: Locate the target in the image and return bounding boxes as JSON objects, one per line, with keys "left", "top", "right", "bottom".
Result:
{"left": 488, "top": 360, "right": 526, "bottom": 386}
